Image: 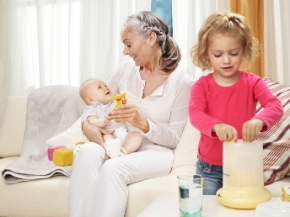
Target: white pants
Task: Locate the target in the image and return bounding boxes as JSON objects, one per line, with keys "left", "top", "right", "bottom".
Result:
{"left": 68, "top": 141, "right": 173, "bottom": 217}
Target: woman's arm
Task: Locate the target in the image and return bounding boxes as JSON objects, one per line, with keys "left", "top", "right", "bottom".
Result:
{"left": 82, "top": 120, "right": 114, "bottom": 148}
{"left": 111, "top": 74, "right": 194, "bottom": 149}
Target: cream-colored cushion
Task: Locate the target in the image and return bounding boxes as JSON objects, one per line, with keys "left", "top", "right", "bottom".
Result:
{"left": 0, "top": 97, "right": 27, "bottom": 158}
{"left": 126, "top": 175, "right": 178, "bottom": 217}
{"left": 46, "top": 117, "right": 89, "bottom": 149}
{"left": 0, "top": 157, "right": 69, "bottom": 216}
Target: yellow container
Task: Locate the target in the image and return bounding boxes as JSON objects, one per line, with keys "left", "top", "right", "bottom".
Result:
{"left": 216, "top": 140, "right": 271, "bottom": 209}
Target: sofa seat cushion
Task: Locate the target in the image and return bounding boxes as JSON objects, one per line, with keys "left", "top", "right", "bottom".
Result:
{"left": 0, "top": 157, "right": 69, "bottom": 217}
{"left": 126, "top": 175, "right": 178, "bottom": 217}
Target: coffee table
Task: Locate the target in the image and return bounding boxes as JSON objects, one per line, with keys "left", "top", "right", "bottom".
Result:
{"left": 137, "top": 193, "right": 261, "bottom": 217}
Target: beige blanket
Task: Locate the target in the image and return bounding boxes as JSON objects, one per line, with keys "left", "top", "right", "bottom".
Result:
{"left": 2, "top": 85, "right": 86, "bottom": 184}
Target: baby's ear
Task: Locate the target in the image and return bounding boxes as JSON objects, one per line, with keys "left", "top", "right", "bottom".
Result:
{"left": 86, "top": 96, "right": 93, "bottom": 104}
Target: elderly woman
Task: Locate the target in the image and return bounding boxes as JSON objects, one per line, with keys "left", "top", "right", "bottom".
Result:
{"left": 69, "top": 11, "right": 194, "bottom": 217}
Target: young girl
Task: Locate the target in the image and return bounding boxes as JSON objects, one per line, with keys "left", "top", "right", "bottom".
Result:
{"left": 189, "top": 12, "right": 284, "bottom": 195}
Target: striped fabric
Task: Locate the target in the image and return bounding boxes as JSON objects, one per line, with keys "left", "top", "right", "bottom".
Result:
{"left": 256, "top": 78, "right": 290, "bottom": 185}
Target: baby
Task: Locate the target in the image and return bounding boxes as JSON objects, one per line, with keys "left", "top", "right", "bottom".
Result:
{"left": 79, "top": 78, "right": 142, "bottom": 158}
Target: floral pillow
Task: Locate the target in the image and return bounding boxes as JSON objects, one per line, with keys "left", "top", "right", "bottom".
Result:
{"left": 256, "top": 78, "right": 290, "bottom": 185}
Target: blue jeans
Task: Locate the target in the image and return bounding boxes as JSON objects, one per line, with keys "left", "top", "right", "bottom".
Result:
{"left": 196, "top": 158, "right": 223, "bottom": 195}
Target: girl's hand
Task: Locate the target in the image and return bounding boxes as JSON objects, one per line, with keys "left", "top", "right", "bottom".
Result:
{"left": 242, "top": 119, "right": 264, "bottom": 143}
{"left": 111, "top": 104, "right": 149, "bottom": 133}
{"left": 213, "top": 123, "right": 238, "bottom": 143}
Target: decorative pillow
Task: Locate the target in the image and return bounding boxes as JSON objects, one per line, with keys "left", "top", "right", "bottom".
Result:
{"left": 256, "top": 78, "right": 290, "bottom": 185}
{"left": 46, "top": 117, "right": 90, "bottom": 149}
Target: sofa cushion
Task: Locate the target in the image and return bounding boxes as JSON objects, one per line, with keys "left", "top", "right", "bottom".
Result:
{"left": 256, "top": 78, "right": 290, "bottom": 185}
{"left": 0, "top": 97, "right": 27, "bottom": 158}
{"left": 46, "top": 117, "right": 89, "bottom": 149}
{"left": 126, "top": 175, "right": 178, "bottom": 217}
{"left": 0, "top": 156, "right": 70, "bottom": 216}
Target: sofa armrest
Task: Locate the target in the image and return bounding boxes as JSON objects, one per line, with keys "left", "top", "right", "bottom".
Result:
{"left": 0, "top": 96, "right": 27, "bottom": 158}
{"left": 170, "top": 120, "right": 200, "bottom": 176}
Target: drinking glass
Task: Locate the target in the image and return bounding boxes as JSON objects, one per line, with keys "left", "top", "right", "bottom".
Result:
{"left": 178, "top": 174, "right": 203, "bottom": 217}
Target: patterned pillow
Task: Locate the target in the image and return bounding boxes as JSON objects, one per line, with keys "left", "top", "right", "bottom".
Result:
{"left": 256, "top": 78, "right": 290, "bottom": 185}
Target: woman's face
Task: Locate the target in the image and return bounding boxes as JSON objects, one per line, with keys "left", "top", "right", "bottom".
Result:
{"left": 121, "top": 28, "right": 151, "bottom": 66}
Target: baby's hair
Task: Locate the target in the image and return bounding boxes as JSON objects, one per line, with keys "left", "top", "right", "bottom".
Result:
{"left": 122, "top": 11, "right": 181, "bottom": 72}
{"left": 190, "top": 12, "right": 259, "bottom": 70}
{"left": 79, "top": 78, "right": 99, "bottom": 103}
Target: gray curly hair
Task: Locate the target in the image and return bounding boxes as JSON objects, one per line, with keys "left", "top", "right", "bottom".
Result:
{"left": 122, "top": 11, "right": 181, "bottom": 72}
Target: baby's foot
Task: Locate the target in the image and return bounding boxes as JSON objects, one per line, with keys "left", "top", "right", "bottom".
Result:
{"left": 106, "top": 138, "right": 122, "bottom": 158}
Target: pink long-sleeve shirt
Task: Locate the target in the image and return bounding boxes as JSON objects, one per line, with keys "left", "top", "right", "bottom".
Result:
{"left": 189, "top": 71, "right": 284, "bottom": 166}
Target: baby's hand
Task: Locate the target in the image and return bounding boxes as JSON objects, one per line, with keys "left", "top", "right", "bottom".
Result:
{"left": 213, "top": 123, "right": 238, "bottom": 143}
{"left": 103, "top": 116, "right": 112, "bottom": 126}
{"left": 242, "top": 119, "right": 264, "bottom": 143}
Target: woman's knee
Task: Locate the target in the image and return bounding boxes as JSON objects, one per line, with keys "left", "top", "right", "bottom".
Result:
{"left": 100, "top": 159, "right": 128, "bottom": 183}
{"left": 77, "top": 142, "right": 105, "bottom": 160}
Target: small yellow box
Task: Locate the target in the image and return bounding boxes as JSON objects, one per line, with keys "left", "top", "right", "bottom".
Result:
{"left": 53, "top": 148, "right": 73, "bottom": 166}
{"left": 282, "top": 185, "right": 290, "bottom": 202}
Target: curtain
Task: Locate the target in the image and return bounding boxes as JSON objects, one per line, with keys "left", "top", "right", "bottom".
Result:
{"left": 230, "top": 0, "right": 264, "bottom": 77}
{"left": 172, "top": 0, "right": 229, "bottom": 81}
{"left": 264, "top": 0, "right": 290, "bottom": 85}
{"left": 0, "top": 0, "right": 151, "bottom": 125}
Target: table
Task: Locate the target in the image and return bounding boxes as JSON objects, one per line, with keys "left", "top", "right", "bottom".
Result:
{"left": 137, "top": 193, "right": 271, "bottom": 217}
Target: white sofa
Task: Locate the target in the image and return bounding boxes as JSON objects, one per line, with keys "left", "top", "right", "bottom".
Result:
{"left": 0, "top": 95, "right": 289, "bottom": 217}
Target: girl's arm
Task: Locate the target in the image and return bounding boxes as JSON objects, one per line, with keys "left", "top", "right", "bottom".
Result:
{"left": 253, "top": 78, "right": 284, "bottom": 130}
{"left": 189, "top": 79, "right": 221, "bottom": 138}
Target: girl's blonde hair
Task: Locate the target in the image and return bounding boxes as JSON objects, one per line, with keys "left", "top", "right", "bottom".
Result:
{"left": 190, "top": 12, "right": 259, "bottom": 70}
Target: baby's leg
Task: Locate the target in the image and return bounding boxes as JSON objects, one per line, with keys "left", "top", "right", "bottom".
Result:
{"left": 122, "top": 131, "right": 142, "bottom": 154}
{"left": 104, "top": 134, "right": 121, "bottom": 158}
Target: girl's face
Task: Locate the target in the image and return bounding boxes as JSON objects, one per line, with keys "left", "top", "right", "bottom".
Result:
{"left": 207, "top": 33, "right": 244, "bottom": 86}
{"left": 121, "top": 28, "right": 152, "bottom": 67}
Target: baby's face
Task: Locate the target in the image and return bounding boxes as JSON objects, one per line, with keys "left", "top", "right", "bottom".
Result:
{"left": 85, "top": 79, "right": 112, "bottom": 105}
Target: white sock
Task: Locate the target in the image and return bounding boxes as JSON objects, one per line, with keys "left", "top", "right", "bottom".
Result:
{"left": 106, "top": 138, "right": 122, "bottom": 158}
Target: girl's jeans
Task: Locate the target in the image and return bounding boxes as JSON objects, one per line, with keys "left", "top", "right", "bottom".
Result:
{"left": 196, "top": 157, "right": 223, "bottom": 195}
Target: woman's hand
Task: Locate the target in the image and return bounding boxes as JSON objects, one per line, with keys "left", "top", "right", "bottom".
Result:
{"left": 213, "top": 123, "right": 238, "bottom": 143}
{"left": 242, "top": 118, "right": 264, "bottom": 143}
{"left": 82, "top": 120, "right": 114, "bottom": 148}
{"left": 111, "top": 104, "right": 150, "bottom": 133}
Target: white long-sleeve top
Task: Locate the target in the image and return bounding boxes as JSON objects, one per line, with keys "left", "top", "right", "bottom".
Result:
{"left": 107, "top": 60, "right": 194, "bottom": 149}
